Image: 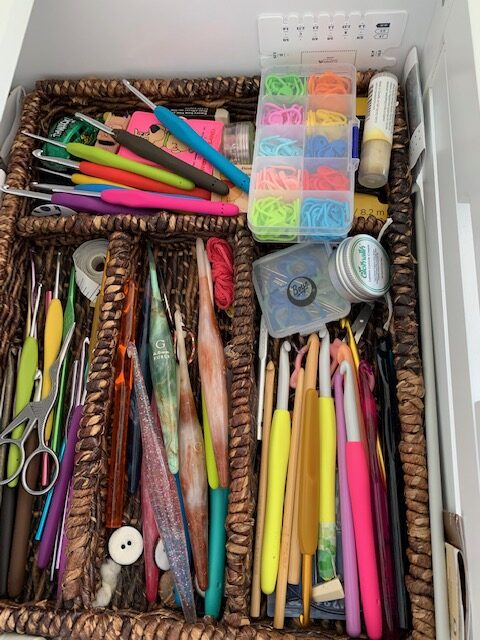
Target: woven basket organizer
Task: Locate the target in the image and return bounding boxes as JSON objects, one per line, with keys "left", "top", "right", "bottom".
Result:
{"left": 0, "top": 73, "right": 433, "bottom": 640}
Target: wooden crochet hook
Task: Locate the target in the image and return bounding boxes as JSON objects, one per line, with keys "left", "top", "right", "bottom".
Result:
{"left": 288, "top": 333, "right": 319, "bottom": 584}
{"left": 274, "top": 367, "right": 304, "bottom": 629}
{"left": 250, "top": 360, "right": 275, "bottom": 617}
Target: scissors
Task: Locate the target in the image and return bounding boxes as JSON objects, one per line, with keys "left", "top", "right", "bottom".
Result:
{"left": 0, "top": 324, "right": 75, "bottom": 496}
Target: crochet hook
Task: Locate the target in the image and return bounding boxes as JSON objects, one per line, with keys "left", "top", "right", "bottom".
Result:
{"left": 75, "top": 112, "right": 229, "bottom": 196}
{"left": 50, "top": 266, "right": 76, "bottom": 456}
{"left": 288, "top": 333, "right": 319, "bottom": 585}
{"left": 298, "top": 388, "right": 320, "bottom": 627}
{"left": 147, "top": 246, "right": 179, "bottom": 475}
{"left": 106, "top": 279, "right": 137, "bottom": 529}
{"left": 22, "top": 130, "right": 194, "bottom": 190}
{"left": 41, "top": 253, "right": 63, "bottom": 445}
{"left": 35, "top": 153, "right": 211, "bottom": 198}
{"left": 1, "top": 184, "right": 150, "bottom": 216}
{"left": 359, "top": 361, "right": 399, "bottom": 639}
{"left": 7, "top": 371, "right": 43, "bottom": 597}
{"left": 6, "top": 284, "right": 41, "bottom": 485}
{"left": 250, "top": 360, "right": 275, "bottom": 617}
{"left": 196, "top": 239, "right": 229, "bottom": 487}
{"left": 176, "top": 309, "right": 208, "bottom": 591}
{"left": 261, "top": 341, "right": 291, "bottom": 595}
{"left": 273, "top": 367, "right": 304, "bottom": 629}
{"left": 333, "top": 369, "right": 361, "bottom": 637}
{"left": 122, "top": 80, "right": 250, "bottom": 193}
{"left": 256, "top": 315, "right": 268, "bottom": 440}
{"left": 127, "top": 274, "right": 152, "bottom": 496}
{"left": 317, "top": 327, "right": 336, "bottom": 581}
{"left": 129, "top": 343, "right": 196, "bottom": 623}
{"left": 100, "top": 188, "right": 240, "bottom": 216}
{"left": 341, "top": 360, "right": 382, "bottom": 640}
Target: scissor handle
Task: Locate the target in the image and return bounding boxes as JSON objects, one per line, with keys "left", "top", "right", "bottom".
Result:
{"left": 21, "top": 445, "right": 59, "bottom": 496}
{"left": 0, "top": 437, "right": 25, "bottom": 486}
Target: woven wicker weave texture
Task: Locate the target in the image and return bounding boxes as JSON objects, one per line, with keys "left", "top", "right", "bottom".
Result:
{"left": 0, "top": 72, "right": 433, "bottom": 639}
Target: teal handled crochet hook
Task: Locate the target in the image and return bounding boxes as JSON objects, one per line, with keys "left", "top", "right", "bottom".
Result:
{"left": 122, "top": 79, "right": 251, "bottom": 193}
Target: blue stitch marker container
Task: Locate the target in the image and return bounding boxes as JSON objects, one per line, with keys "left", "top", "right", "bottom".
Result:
{"left": 248, "top": 63, "right": 358, "bottom": 243}
{"left": 252, "top": 243, "right": 351, "bottom": 338}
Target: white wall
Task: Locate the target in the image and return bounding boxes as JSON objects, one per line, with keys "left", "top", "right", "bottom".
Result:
{"left": 13, "top": 0, "right": 437, "bottom": 88}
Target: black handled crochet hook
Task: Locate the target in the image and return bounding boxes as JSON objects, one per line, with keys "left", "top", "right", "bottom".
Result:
{"left": 74, "top": 112, "right": 229, "bottom": 196}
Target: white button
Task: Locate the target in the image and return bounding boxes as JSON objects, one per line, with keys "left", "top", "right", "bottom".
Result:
{"left": 108, "top": 526, "right": 144, "bottom": 565}
{"left": 154, "top": 538, "right": 170, "bottom": 571}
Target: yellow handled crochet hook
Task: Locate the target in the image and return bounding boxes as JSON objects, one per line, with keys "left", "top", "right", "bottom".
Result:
{"left": 261, "top": 341, "right": 291, "bottom": 595}
{"left": 42, "top": 252, "right": 63, "bottom": 442}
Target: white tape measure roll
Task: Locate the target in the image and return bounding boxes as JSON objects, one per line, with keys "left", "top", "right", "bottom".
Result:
{"left": 73, "top": 239, "right": 108, "bottom": 302}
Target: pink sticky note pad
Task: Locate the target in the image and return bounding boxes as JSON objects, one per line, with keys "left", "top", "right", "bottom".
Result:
{"left": 118, "top": 111, "right": 224, "bottom": 174}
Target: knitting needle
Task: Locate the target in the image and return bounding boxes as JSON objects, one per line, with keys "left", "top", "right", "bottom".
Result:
{"left": 0, "top": 350, "right": 17, "bottom": 506}
{"left": 34, "top": 152, "right": 211, "bottom": 198}
{"left": 288, "top": 333, "right": 319, "bottom": 585}
{"left": 75, "top": 112, "right": 229, "bottom": 196}
{"left": 250, "top": 360, "right": 275, "bottom": 617}
{"left": 273, "top": 367, "right": 304, "bottom": 629}
{"left": 23, "top": 130, "right": 194, "bottom": 191}
{"left": 122, "top": 80, "right": 250, "bottom": 193}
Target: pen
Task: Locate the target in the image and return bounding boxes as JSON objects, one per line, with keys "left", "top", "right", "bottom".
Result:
{"left": 341, "top": 360, "right": 382, "bottom": 640}
{"left": 333, "top": 369, "right": 361, "bottom": 637}
{"left": 23, "top": 130, "right": 194, "bottom": 190}
{"left": 298, "top": 388, "right": 321, "bottom": 627}
{"left": 122, "top": 80, "right": 250, "bottom": 193}
{"left": 317, "top": 327, "right": 337, "bottom": 581}
{"left": 261, "top": 341, "right": 291, "bottom": 595}
{"left": 75, "top": 112, "right": 229, "bottom": 196}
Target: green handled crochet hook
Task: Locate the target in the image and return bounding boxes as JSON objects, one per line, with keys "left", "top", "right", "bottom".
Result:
{"left": 22, "top": 131, "right": 194, "bottom": 191}
{"left": 50, "top": 266, "right": 76, "bottom": 454}
{"left": 6, "top": 284, "right": 42, "bottom": 486}
{"left": 147, "top": 244, "right": 179, "bottom": 475}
